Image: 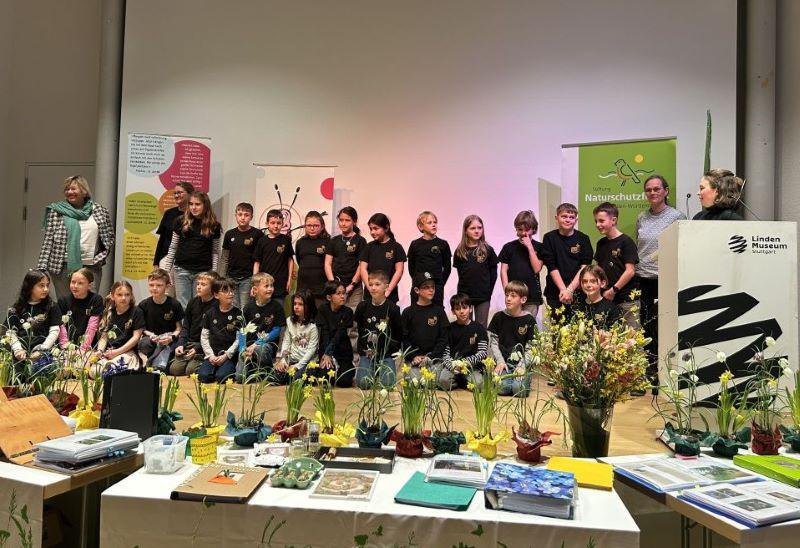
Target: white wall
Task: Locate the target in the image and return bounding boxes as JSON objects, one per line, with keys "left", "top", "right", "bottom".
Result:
{"left": 119, "top": 0, "right": 738, "bottom": 309}
{"left": 0, "top": 0, "right": 101, "bottom": 309}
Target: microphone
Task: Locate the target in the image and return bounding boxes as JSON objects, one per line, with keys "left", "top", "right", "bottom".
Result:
{"left": 685, "top": 193, "right": 692, "bottom": 218}
{"left": 735, "top": 179, "right": 762, "bottom": 220}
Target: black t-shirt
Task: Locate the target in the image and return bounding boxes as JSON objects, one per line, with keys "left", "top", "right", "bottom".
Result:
{"left": 137, "top": 296, "right": 184, "bottom": 335}
{"left": 577, "top": 298, "right": 623, "bottom": 329}
{"left": 407, "top": 237, "right": 452, "bottom": 283}
{"left": 178, "top": 296, "right": 217, "bottom": 348}
{"left": 295, "top": 235, "right": 330, "bottom": 298}
{"left": 448, "top": 320, "right": 488, "bottom": 361}
{"left": 359, "top": 240, "right": 407, "bottom": 302}
{"left": 5, "top": 300, "right": 61, "bottom": 349}
{"left": 223, "top": 226, "right": 264, "bottom": 279}
{"left": 488, "top": 311, "right": 537, "bottom": 361}
{"left": 316, "top": 303, "right": 354, "bottom": 360}
{"left": 103, "top": 306, "right": 146, "bottom": 350}
{"left": 154, "top": 206, "right": 184, "bottom": 266}
{"left": 540, "top": 230, "right": 593, "bottom": 301}
{"left": 58, "top": 292, "right": 104, "bottom": 344}
{"left": 325, "top": 233, "right": 367, "bottom": 284}
{"left": 354, "top": 299, "right": 402, "bottom": 356}
{"left": 498, "top": 238, "right": 544, "bottom": 305}
{"left": 173, "top": 217, "right": 222, "bottom": 271}
{"left": 453, "top": 246, "right": 498, "bottom": 303}
{"left": 594, "top": 234, "right": 639, "bottom": 303}
{"left": 202, "top": 305, "right": 242, "bottom": 354}
{"left": 253, "top": 233, "right": 294, "bottom": 296}
{"left": 401, "top": 302, "right": 449, "bottom": 360}
{"left": 242, "top": 299, "right": 286, "bottom": 345}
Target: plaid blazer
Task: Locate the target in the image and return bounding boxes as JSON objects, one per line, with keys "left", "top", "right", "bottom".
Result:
{"left": 36, "top": 202, "right": 115, "bottom": 275}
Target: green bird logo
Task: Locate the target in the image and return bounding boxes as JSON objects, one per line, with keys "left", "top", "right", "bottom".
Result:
{"left": 614, "top": 158, "right": 640, "bottom": 186}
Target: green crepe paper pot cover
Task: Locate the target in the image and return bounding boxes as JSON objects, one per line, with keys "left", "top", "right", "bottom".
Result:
{"left": 425, "top": 431, "right": 466, "bottom": 455}
{"left": 355, "top": 420, "right": 396, "bottom": 448}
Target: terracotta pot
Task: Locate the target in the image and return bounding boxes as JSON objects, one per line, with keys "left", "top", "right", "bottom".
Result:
{"left": 751, "top": 422, "right": 782, "bottom": 455}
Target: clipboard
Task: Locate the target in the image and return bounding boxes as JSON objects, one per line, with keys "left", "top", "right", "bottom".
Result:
{"left": 0, "top": 394, "right": 72, "bottom": 464}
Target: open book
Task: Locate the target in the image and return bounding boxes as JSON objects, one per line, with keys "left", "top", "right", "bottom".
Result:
{"left": 615, "top": 455, "right": 760, "bottom": 492}
{"left": 680, "top": 481, "right": 800, "bottom": 527}
{"left": 34, "top": 429, "right": 139, "bottom": 465}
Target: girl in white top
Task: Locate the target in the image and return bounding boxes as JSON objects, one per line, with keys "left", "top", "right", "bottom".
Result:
{"left": 274, "top": 290, "right": 319, "bottom": 383}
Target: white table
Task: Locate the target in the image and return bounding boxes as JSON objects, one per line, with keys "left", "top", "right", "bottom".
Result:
{"left": 99, "top": 457, "right": 640, "bottom": 547}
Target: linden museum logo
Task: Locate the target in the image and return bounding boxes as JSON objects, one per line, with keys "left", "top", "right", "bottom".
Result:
{"left": 728, "top": 234, "right": 788, "bottom": 255}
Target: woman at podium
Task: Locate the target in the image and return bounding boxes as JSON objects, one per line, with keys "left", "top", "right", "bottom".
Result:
{"left": 693, "top": 169, "right": 744, "bottom": 221}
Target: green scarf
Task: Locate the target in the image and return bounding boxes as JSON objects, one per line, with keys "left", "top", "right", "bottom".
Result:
{"left": 45, "top": 199, "right": 94, "bottom": 273}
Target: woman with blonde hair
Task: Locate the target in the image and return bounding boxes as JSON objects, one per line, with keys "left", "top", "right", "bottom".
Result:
{"left": 693, "top": 169, "right": 744, "bottom": 220}
{"left": 37, "top": 175, "right": 115, "bottom": 299}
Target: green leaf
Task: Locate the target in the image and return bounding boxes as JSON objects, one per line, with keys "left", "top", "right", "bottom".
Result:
{"left": 20, "top": 505, "right": 28, "bottom": 524}
{"left": 372, "top": 525, "right": 384, "bottom": 537}
{"left": 354, "top": 534, "right": 369, "bottom": 546}
{"left": 470, "top": 524, "right": 484, "bottom": 537}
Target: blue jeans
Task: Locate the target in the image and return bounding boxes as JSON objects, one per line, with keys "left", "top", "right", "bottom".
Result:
{"left": 499, "top": 369, "right": 531, "bottom": 398}
{"left": 173, "top": 266, "right": 200, "bottom": 309}
{"left": 138, "top": 337, "right": 177, "bottom": 372}
{"left": 198, "top": 357, "right": 236, "bottom": 383}
{"left": 232, "top": 276, "right": 252, "bottom": 309}
{"left": 356, "top": 356, "right": 396, "bottom": 389}
{"left": 236, "top": 343, "right": 275, "bottom": 382}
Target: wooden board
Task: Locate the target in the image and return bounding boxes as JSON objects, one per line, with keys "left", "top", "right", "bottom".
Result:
{"left": 0, "top": 394, "right": 71, "bottom": 464}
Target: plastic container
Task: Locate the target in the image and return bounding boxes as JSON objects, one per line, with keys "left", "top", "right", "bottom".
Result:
{"left": 144, "top": 435, "right": 189, "bottom": 474}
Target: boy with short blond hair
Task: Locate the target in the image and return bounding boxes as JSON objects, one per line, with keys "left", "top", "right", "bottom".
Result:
{"left": 237, "top": 272, "right": 286, "bottom": 382}
{"left": 221, "top": 202, "right": 264, "bottom": 308}
{"left": 137, "top": 268, "right": 184, "bottom": 371}
{"left": 406, "top": 211, "right": 452, "bottom": 306}
{"left": 592, "top": 201, "right": 640, "bottom": 330}
{"left": 488, "top": 281, "right": 537, "bottom": 398}
{"left": 170, "top": 271, "right": 217, "bottom": 376}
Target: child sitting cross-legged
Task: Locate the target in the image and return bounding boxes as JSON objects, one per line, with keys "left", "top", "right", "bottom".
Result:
{"left": 273, "top": 290, "right": 318, "bottom": 384}
{"left": 401, "top": 271, "right": 449, "bottom": 383}
{"left": 169, "top": 271, "right": 218, "bottom": 376}
{"left": 315, "top": 280, "right": 355, "bottom": 387}
{"left": 198, "top": 277, "right": 242, "bottom": 383}
{"left": 354, "top": 270, "right": 402, "bottom": 389}
{"left": 137, "top": 268, "right": 183, "bottom": 372}
{"left": 440, "top": 292, "right": 489, "bottom": 391}
{"left": 237, "top": 272, "right": 285, "bottom": 382}
{"left": 488, "top": 280, "right": 537, "bottom": 398}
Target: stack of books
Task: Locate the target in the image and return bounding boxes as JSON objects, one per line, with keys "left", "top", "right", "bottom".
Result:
{"left": 680, "top": 481, "right": 800, "bottom": 527}
{"left": 484, "top": 463, "right": 577, "bottom": 519}
{"left": 34, "top": 429, "right": 139, "bottom": 472}
{"left": 733, "top": 454, "right": 800, "bottom": 488}
{"left": 424, "top": 454, "right": 488, "bottom": 489}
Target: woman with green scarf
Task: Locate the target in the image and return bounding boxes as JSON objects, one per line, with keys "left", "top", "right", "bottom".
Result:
{"left": 37, "top": 175, "right": 115, "bottom": 299}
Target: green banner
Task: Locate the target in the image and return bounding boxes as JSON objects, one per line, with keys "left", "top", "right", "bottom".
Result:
{"left": 577, "top": 138, "right": 676, "bottom": 247}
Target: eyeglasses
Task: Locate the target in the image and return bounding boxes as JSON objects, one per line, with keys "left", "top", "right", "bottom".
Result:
{"left": 306, "top": 224, "right": 321, "bottom": 229}
{"left": 218, "top": 288, "right": 235, "bottom": 294}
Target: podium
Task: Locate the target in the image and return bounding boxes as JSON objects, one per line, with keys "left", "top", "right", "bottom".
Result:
{"left": 658, "top": 221, "right": 798, "bottom": 403}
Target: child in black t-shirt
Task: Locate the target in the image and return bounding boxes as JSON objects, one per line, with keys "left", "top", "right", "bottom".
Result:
{"left": 407, "top": 211, "right": 452, "bottom": 307}
{"left": 170, "top": 271, "right": 218, "bottom": 376}
{"left": 401, "top": 272, "right": 449, "bottom": 378}
{"left": 354, "top": 270, "right": 403, "bottom": 389}
{"left": 221, "top": 202, "right": 264, "bottom": 309}
{"left": 359, "top": 213, "right": 406, "bottom": 303}
{"left": 94, "top": 281, "right": 146, "bottom": 375}
{"left": 58, "top": 267, "right": 104, "bottom": 352}
{"left": 441, "top": 293, "right": 488, "bottom": 391}
{"left": 237, "top": 272, "right": 286, "bottom": 382}
{"left": 253, "top": 209, "right": 295, "bottom": 302}
{"left": 592, "top": 202, "right": 640, "bottom": 330}
{"left": 576, "top": 265, "right": 622, "bottom": 329}
{"left": 499, "top": 210, "right": 544, "bottom": 317}
{"left": 295, "top": 211, "right": 330, "bottom": 307}
{"left": 4, "top": 270, "right": 61, "bottom": 376}
{"left": 540, "top": 203, "right": 593, "bottom": 324}
{"left": 453, "top": 214, "right": 498, "bottom": 328}
{"left": 137, "top": 268, "right": 184, "bottom": 372}
{"left": 316, "top": 280, "right": 355, "bottom": 388}
{"left": 488, "top": 281, "right": 537, "bottom": 398}
{"left": 325, "top": 207, "right": 367, "bottom": 310}
{"left": 198, "top": 278, "right": 242, "bottom": 383}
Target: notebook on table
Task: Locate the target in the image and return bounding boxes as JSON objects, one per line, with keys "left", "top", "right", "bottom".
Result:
{"left": 395, "top": 471, "right": 476, "bottom": 511}
{"left": 170, "top": 463, "right": 269, "bottom": 503}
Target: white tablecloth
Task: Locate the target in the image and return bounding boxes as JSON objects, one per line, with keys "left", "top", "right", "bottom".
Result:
{"left": 0, "top": 462, "right": 68, "bottom": 548}
{"left": 99, "top": 457, "right": 639, "bottom": 547}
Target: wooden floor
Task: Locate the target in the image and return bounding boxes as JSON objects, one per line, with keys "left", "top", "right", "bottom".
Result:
{"left": 171, "top": 375, "right": 665, "bottom": 456}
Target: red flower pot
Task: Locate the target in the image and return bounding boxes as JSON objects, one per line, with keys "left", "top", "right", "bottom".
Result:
{"left": 751, "top": 422, "right": 782, "bottom": 455}
{"left": 512, "top": 426, "right": 558, "bottom": 463}
{"left": 271, "top": 418, "right": 308, "bottom": 442}
{"left": 391, "top": 430, "right": 426, "bottom": 458}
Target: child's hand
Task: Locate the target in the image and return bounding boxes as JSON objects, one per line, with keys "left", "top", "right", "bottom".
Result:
{"left": 411, "top": 355, "right": 425, "bottom": 366}
{"left": 559, "top": 289, "right": 573, "bottom": 304}
{"left": 520, "top": 236, "right": 534, "bottom": 251}
{"left": 175, "top": 345, "right": 185, "bottom": 356}
{"left": 602, "top": 288, "right": 615, "bottom": 301}
{"left": 286, "top": 281, "right": 292, "bottom": 293}
{"left": 30, "top": 351, "right": 42, "bottom": 360}
{"left": 494, "top": 363, "right": 508, "bottom": 375}
{"left": 150, "top": 334, "right": 160, "bottom": 343}
{"left": 13, "top": 349, "right": 27, "bottom": 361}
{"left": 274, "top": 359, "right": 287, "bottom": 372}
{"left": 514, "top": 366, "right": 525, "bottom": 376}
{"left": 365, "top": 349, "right": 375, "bottom": 359}
{"left": 321, "top": 355, "right": 333, "bottom": 369}
{"left": 244, "top": 344, "right": 256, "bottom": 358}
{"left": 104, "top": 349, "right": 118, "bottom": 360}
{"left": 384, "top": 289, "right": 392, "bottom": 298}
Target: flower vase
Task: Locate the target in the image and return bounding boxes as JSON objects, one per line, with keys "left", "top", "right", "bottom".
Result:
{"left": 425, "top": 431, "right": 466, "bottom": 455}
{"left": 751, "top": 422, "right": 782, "bottom": 455}
{"left": 465, "top": 431, "right": 509, "bottom": 460}
{"left": 567, "top": 404, "right": 614, "bottom": 458}
{"left": 512, "top": 426, "right": 558, "bottom": 463}
{"left": 271, "top": 418, "right": 308, "bottom": 442}
{"left": 355, "top": 420, "right": 395, "bottom": 448}
{"left": 189, "top": 434, "right": 218, "bottom": 464}
{"left": 392, "top": 431, "right": 425, "bottom": 458}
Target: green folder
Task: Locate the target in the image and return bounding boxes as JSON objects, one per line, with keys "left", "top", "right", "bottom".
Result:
{"left": 733, "top": 454, "right": 800, "bottom": 487}
{"left": 395, "top": 471, "right": 477, "bottom": 511}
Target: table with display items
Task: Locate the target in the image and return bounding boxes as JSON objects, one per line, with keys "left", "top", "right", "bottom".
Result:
{"left": 99, "top": 456, "right": 639, "bottom": 547}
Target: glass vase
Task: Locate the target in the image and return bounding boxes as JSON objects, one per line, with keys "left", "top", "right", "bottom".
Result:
{"left": 567, "top": 404, "right": 614, "bottom": 458}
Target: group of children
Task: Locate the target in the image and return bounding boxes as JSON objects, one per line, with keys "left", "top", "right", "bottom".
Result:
{"left": 4, "top": 194, "right": 642, "bottom": 397}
